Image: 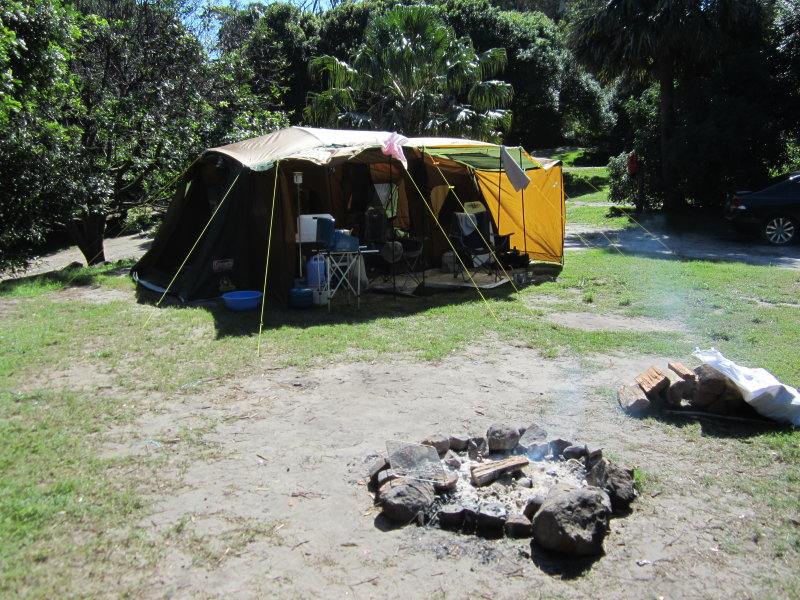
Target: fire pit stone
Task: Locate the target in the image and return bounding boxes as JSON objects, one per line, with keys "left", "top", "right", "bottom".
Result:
{"left": 375, "top": 469, "right": 397, "bottom": 488}
{"left": 434, "top": 471, "right": 459, "bottom": 493}
{"left": 367, "top": 456, "right": 390, "bottom": 486}
{"left": 467, "top": 436, "right": 488, "bottom": 460}
{"left": 517, "top": 423, "right": 548, "bottom": 450}
{"left": 438, "top": 504, "right": 465, "bottom": 529}
{"left": 505, "top": 513, "right": 534, "bottom": 538}
{"left": 477, "top": 502, "right": 508, "bottom": 532}
{"left": 586, "top": 457, "right": 637, "bottom": 511}
{"left": 523, "top": 493, "right": 547, "bottom": 519}
{"left": 563, "top": 444, "right": 588, "bottom": 460}
{"left": 443, "top": 450, "right": 462, "bottom": 469}
{"left": 487, "top": 423, "right": 521, "bottom": 451}
{"left": 549, "top": 438, "right": 573, "bottom": 458}
{"left": 531, "top": 485, "right": 612, "bottom": 556}
{"left": 420, "top": 434, "right": 450, "bottom": 455}
{"left": 448, "top": 434, "right": 470, "bottom": 451}
{"left": 378, "top": 477, "right": 436, "bottom": 523}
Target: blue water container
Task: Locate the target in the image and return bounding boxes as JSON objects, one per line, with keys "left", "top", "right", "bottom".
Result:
{"left": 306, "top": 254, "right": 327, "bottom": 289}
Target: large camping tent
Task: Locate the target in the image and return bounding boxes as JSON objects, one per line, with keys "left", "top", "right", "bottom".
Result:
{"left": 132, "top": 127, "right": 564, "bottom": 302}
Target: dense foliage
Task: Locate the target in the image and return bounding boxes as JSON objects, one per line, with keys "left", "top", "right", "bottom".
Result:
{"left": 571, "top": 0, "right": 799, "bottom": 210}
{"left": 0, "top": 0, "right": 287, "bottom": 269}
{"left": 0, "top": 0, "right": 80, "bottom": 269}
{"left": 1, "top": 0, "right": 798, "bottom": 269}
{"left": 306, "top": 4, "right": 512, "bottom": 138}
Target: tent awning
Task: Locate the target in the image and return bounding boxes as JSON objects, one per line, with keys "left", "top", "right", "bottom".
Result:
{"left": 420, "top": 146, "right": 544, "bottom": 172}
{"left": 206, "top": 127, "right": 561, "bottom": 173}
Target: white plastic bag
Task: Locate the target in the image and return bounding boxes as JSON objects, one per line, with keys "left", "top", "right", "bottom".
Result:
{"left": 692, "top": 348, "right": 800, "bottom": 426}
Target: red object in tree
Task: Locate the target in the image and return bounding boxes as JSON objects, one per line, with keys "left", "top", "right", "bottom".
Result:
{"left": 627, "top": 152, "right": 641, "bottom": 176}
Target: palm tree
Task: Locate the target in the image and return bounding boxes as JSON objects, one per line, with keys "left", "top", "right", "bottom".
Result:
{"left": 304, "top": 4, "right": 513, "bottom": 141}
{"left": 568, "top": 0, "right": 765, "bottom": 211}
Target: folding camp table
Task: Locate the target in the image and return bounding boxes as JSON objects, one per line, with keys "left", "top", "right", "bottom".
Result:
{"left": 316, "top": 248, "right": 377, "bottom": 311}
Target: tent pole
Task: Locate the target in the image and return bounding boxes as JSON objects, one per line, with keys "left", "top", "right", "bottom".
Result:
{"left": 496, "top": 149, "right": 503, "bottom": 231}
{"left": 258, "top": 160, "right": 281, "bottom": 358}
{"left": 520, "top": 147, "right": 528, "bottom": 264}
{"left": 389, "top": 156, "right": 396, "bottom": 298}
{"left": 295, "top": 173, "right": 303, "bottom": 278}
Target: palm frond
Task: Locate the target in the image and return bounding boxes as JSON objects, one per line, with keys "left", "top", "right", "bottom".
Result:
{"left": 468, "top": 80, "right": 514, "bottom": 111}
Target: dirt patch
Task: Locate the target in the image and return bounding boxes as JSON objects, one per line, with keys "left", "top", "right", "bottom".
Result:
{"left": 544, "top": 311, "right": 686, "bottom": 333}
{"left": 97, "top": 344, "right": 794, "bottom": 599}
{"left": 51, "top": 285, "right": 134, "bottom": 304}
{"left": 0, "top": 231, "right": 153, "bottom": 281}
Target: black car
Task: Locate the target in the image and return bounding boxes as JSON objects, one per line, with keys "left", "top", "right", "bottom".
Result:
{"left": 724, "top": 173, "right": 800, "bottom": 245}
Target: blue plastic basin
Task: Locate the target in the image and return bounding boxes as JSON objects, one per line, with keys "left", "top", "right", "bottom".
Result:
{"left": 222, "top": 290, "right": 262, "bottom": 311}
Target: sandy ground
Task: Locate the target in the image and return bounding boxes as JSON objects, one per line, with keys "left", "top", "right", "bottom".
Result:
{"left": 6, "top": 218, "right": 799, "bottom": 599}
{"left": 94, "top": 344, "right": 792, "bottom": 600}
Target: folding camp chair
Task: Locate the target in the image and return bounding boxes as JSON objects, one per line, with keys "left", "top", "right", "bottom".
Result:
{"left": 450, "top": 207, "right": 511, "bottom": 281}
{"left": 363, "top": 205, "right": 424, "bottom": 291}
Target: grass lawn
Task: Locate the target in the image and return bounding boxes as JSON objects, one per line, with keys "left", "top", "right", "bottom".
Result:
{"left": 3, "top": 154, "right": 800, "bottom": 596}
{"left": 563, "top": 166, "right": 611, "bottom": 203}
{"left": 2, "top": 250, "right": 799, "bottom": 596}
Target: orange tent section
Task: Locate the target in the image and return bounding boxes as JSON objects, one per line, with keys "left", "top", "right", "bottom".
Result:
{"left": 474, "top": 159, "right": 564, "bottom": 263}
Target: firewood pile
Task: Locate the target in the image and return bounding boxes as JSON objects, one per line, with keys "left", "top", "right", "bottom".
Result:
{"left": 618, "top": 361, "right": 753, "bottom": 417}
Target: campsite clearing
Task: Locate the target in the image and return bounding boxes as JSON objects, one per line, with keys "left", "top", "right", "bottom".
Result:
{"left": 2, "top": 221, "right": 800, "bottom": 599}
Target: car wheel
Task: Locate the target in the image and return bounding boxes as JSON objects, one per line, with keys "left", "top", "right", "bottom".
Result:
{"left": 762, "top": 215, "right": 797, "bottom": 245}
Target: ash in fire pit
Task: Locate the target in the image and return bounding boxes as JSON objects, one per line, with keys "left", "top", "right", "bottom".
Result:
{"left": 367, "top": 423, "right": 637, "bottom": 557}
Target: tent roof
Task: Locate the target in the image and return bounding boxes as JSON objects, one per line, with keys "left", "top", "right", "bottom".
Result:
{"left": 206, "top": 127, "right": 554, "bottom": 172}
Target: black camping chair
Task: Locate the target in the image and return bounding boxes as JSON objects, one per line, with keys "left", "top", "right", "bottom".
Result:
{"left": 363, "top": 206, "right": 424, "bottom": 291}
{"left": 449, "top": 209, "right": 511, "bottom": 281}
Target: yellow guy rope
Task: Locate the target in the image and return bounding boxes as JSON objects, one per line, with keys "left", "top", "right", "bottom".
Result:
{"left": 257, "top": 160, "right": 281, "bottom": 358}
{"left": 403, "top": 157, "right": 499, "bottom": 322}
{"left": 142, "top": 171, "right": 242, "bottom": 329}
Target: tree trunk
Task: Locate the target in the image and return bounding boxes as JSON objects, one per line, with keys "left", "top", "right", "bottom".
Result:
{"left": 66, "top": 212, "right": 107, "bottom": 266}
{"left": 658, "top": 63, "right": 686, "bottom": 212}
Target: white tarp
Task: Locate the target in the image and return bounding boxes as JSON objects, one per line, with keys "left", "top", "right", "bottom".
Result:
{"left": 693, "top": 348, "right": 800, "bottom": 426}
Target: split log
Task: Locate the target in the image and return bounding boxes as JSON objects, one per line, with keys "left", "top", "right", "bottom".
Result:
{"left": 668, "top": 361, "right": 697, "bottom": 397}
{"left": 618, "top": 382, "right": 650, "bottom": 414}
{"left": 663, "top": 369, "right": 686, "bottom": 407}
{"left": 668, "top": 361, "right": 696, "bottom": 382}
{"left": 635, "top": 366, "right": 669, "bottom": 398}
{"left": 470, "top": 456, "right": 529, "bottom": 487}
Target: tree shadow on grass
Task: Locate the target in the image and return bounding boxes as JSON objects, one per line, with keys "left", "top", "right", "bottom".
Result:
{"left": 0, "top": 262, "right": 132, "bottom": 294}
{"left": 640, "top": 406, "right": 791, "bottom": 440}
{"left": 568, "top": 210, "right": 800, "bottom": 269}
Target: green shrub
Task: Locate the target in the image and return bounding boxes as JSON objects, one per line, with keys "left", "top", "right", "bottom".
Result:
{"left": 607, "top": 151, "right": 659, "bottom": 211}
